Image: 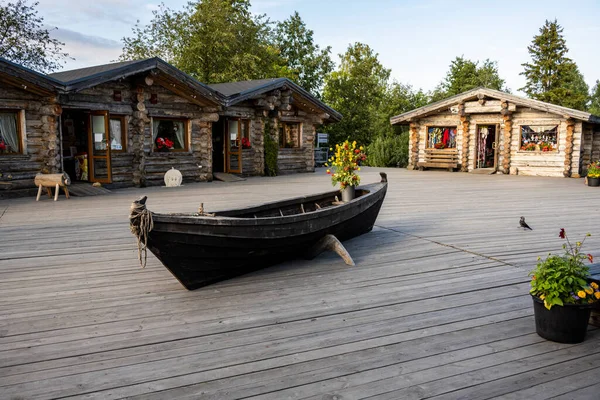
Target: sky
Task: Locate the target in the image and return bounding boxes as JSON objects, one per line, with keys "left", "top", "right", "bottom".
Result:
{"left": 37, "top": 0, "right": 600, "bottom": 95}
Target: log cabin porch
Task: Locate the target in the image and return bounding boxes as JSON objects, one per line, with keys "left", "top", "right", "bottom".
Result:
{"left": 1, "top": 167, "right": 599, "bottom": 399}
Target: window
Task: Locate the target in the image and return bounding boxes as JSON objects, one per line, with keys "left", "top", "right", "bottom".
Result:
{"left": 520, "top": 125, "right": 558, "bottom": 152}
{"left": 152, "top": 118, "right": 187, "bottom": 152}
{"left": 279, "top": 122, "right": 301, "bottom": 148}
{"left": 0, "top": 111, "right": 21, "bottom": 155}
{"left": 427, "top": 127, "right": 456, "bottom": 149}
{"left": 109, "top": 116, "right": 126, "bottom": 151}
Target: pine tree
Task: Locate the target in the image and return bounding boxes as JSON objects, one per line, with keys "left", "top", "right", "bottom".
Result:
{"left": 520, "top": 19, "right": 589, "bottom": 110}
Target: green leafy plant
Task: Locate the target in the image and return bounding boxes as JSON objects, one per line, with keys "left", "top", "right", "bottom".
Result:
{"left": 325, "top": 140, "right": 366, "bottom": 189}
{"left": 366, "top": 134, "right": 408, "bottom": 168}
{"left": 529, "top": 229, "right": 599, "bottom": 309}
{"left": 587, "top": 161, "right": 600, "bottom": 178}
{"left": 263, "top": 119, "right": 278, "bottom": 177}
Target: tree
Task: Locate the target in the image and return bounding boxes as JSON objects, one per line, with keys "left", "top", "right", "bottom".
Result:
{"left": 120, "top": 0, "right": 290, "bottom": 83}
{"left": 274, "top": 11, "right": 333, "bottom": 97}
{"left": 431, "top": 56, "right": 506, "bottom": 101}
{"left": 323, "top": 43, "right": 390, "bottom": 146}
{"left": 0, "top": 0, "right": 69, "bottom": 72}
{"left": 590, "top": 80, "right": 600, "bottom": 116}
{"left": 520, "top": 19, "right": 589, "bottom": 111}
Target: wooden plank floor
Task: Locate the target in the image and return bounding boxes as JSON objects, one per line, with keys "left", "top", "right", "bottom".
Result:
{"left": 1, "top": 167, "right": 599, "bottom": 400}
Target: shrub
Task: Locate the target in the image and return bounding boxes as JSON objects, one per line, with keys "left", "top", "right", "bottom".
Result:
{"left": 367, "top": 133, "right": 409, "bottom": 168}
{"left": 263, "top": 119, "right": 278, "bottom": 176}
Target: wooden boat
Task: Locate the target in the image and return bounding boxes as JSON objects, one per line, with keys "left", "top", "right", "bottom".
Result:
{"left": 129, "top": 172, "right": 388, "bottom": 290}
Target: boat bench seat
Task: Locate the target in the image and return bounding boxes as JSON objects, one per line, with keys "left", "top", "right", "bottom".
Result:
{"left": 418, "top": 149, "right": 459, "bottom": 172}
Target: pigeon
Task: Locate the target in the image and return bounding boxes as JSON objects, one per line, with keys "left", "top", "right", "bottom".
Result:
{"left": 519, "top": 216, "right": 533, "bottom": 230}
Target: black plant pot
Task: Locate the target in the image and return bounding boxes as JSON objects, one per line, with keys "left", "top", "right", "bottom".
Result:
{"left": 587, "top": 177, "right": 600, "bottom": 187}
{"left": 532, "top": 295, "right": 593, "bottom": 343}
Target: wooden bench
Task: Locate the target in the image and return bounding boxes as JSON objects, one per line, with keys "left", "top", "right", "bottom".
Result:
{"left": 418, "top": 149, "right": 459, "bottom": 172}
{"left": 35, "top": 173, "right": 71, "bottom": 201}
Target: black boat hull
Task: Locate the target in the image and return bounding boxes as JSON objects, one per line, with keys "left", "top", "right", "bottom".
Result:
{"left": 139, "top": 175, "right": 387, "bottom": 290}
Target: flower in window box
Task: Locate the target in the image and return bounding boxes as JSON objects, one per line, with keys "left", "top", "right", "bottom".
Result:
{"left": 434, "top": 142, "right": 447, "bottom": 149}
{"left": 156, "top": 137, "right": 174, "bottom": 151}
{"left": 241, "top": 137, "right": 251, "bottom": 149}
{"left": 0, "top": 140, "right": 5, "bottom": 152}
{"left": 521, "top": 143, "right": 537, "bottom": 151}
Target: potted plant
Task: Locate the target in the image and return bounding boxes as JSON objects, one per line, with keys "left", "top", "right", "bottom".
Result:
{"left": 325, "top": 140, "right": 366, "bottom": 202}
{"left": 529, "top": 229, "right": 600, "bottom": 343}
{"left": 241, "top": 137, "right": 251, "bottom": 149}
{"left": 586, "top": 161, "right": 600, "bottom": 187}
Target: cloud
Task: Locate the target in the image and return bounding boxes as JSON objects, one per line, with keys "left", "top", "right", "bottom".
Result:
{"left": 49, "top": 28, "right": 123, "bottom": 70}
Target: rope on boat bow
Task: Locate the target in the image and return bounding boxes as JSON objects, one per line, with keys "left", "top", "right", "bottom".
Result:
{"left": 129, "top": 196, "right": 153, "bottom": 268}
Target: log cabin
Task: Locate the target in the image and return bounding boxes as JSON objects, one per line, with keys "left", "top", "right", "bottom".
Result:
{"left": 0, "top": 58, "right": 341, "bottom": 197}
{"left": 390, "top": 88, "right": 600, "bottom": 177}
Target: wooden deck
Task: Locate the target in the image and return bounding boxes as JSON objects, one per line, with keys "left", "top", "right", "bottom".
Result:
{"left": 1, "top": 168, "right": 599, "bottom": 400}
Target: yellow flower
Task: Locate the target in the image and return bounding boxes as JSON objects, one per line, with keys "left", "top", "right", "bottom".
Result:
{"left": 360, "top": 146, "right": 364, "bottom": 150}
{"left": 591, "top": 282, "right": 599, "bottom": 289}
{"left": 577, "top": 290, "right": 586, "bottom": 298}
{"left": 357, "top": 167, "right": 361, "bottom": 171}
{"left": 329, "top": 147, "right": 333, "bottom": 151}
{"left": 585, "top": 287, "right": 594, "bottom": 295}
{"left": 540, "top": 294, "right": 546, "bottom": 300}
{"left": 595, "top": 292, "right": 600, "bottom": 299}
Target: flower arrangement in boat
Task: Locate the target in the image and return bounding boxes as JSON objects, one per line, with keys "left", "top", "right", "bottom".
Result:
{"left": 325, "top": 140, "right": 366, "bottom": 189}
{"left": 241, "top": 137, "right": 251, "bottom": 149}
{"left": 529, "top": 229, "right": 599, "bottom": 309}
{"left": 156, "top": 137, "right": 174, "bottom": 151}
{"left": 587, "top": 161, "right": 600, "bottom": 178}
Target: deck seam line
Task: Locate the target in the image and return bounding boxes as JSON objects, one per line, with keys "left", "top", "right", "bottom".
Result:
{"left": 375, "top": 225, "right": 519, "bottom": 268}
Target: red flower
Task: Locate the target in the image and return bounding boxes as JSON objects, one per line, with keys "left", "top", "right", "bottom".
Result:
{"left": 0, "top": 141, "right": 5, "bottom": 150}
{"left": 559, "top": 228, "right": 565, "bottom": 239}
{"left": 354, "top": 149, "right": 360, "bottom": 154}
{"left": 588, "top": 254, "right": 594, "bottom": 263}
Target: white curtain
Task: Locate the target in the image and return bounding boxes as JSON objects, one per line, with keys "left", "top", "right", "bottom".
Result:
{"left": 152, "top": 119, "right": 160, "bottom": 140}
{"left": 175, "top": 121, "right": 185, "bottom": 149}
{"left": 0, "top": 113, "right": 18, "bottom": 153}
{"left": 110, "top": 119, "right": 122, "bottom": 149}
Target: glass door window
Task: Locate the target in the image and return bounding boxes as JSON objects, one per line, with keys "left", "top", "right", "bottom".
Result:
{"left": 88, "top": 111, "right": 112, "bottom": 183}
{"left": 226, "top": 119, "right": 241, "bottom": 173}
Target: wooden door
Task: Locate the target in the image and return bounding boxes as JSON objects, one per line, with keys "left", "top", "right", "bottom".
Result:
{"left": 226, "top": 119, "right": 241, "bottom": 173}
{"left": 88, "top": 111, "right": 112, "bottom": 183}
{"left": 476, "top": 125, "right": 498, "bottom": 170}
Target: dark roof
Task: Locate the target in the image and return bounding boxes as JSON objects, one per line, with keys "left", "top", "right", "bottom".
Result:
{"left": 390, "top": 87, "right": 600, "bottom": 125}
{"left": 211, "top": 77, "right": 341, "bottom": 122}
{"left": 48, "top": 60, "right": 143, "bottom": 84}
{"left": 208, "top": 78, "right": 283, "bottom": 96}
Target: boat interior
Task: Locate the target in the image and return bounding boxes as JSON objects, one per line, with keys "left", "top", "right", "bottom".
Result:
{"left": 214, "top": 189, "right": 370, "bottom": 218}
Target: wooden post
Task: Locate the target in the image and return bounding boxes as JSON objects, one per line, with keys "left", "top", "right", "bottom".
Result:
{"left": 408, "top": 121, "right": 419, "bottom": 170}
{"left": 564, "top": 119, "right": 575, "bottom": 178}
{"left": 460, "top": 113, "right": 470, "bottom": 172}
{"left": 36, "top": 185, "right": 43, "bottom": 201}
{"left": 502, "top": 113, "right": 512, "bottom": 174}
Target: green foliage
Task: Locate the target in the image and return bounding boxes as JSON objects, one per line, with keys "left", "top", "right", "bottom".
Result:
{"left": 323, "top": 43, "right": 391, "bottom": 146}
{"left": 0, "top": 0, "right": 70, "bottom": 72}
{"left": 366, "top": 133, "right": 409, "bottom": 168}
{"left": 520, "top": 19, "right": 589, "bottom": 111}
{"left": 587, "top": 161, "right": 600, "bottom": 178}
{"left": 274, "top": 11, "right": 334, "bottom": 97}
{"left": 589, "top": 80, "right": 600, "bottom": 116}
{"left": 431, "top": 56, "right": 507, "bottom": 101}
{"left": 529, "top": 230, "right": 596, "bottom": 309}
{"left": 263, "top": 119, "right": 278, "bottom": 176}
{"left": 120, "top": 0, "right": 291, "bottom": 83}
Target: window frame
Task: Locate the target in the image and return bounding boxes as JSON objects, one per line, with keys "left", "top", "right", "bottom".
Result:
{"left": 0, "top": 109, "right": 23, "bottom": 155}
{"left": 109, "top": 115, "right": 127, "bottom": 152}
{"left": 152, "top": 117, "right": 189, "bottom": 153}
{"left": 518, "top": 124, "right": 559, "bottom": 153}
{"left": 425, "top": 125, "right": 458, "bottom": 150}
{"left": 279, "top": 122, "right": 302, "bottom": 149}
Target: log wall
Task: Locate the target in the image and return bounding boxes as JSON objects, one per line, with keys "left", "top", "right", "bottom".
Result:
{"left": 0, "top": 85, "right": 60, "bottom": 193}
{"left": 407, "top": 104, "right": 591, "bottom": 178}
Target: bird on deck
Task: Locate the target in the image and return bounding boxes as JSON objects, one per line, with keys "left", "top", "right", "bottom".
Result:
{"left": 519, "top": 216, "right": 533, "bottom": 230}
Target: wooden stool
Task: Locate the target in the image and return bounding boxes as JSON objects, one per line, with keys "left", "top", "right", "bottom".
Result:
{"left": 35, "top": 173, "right": 71, "bottom": 201}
